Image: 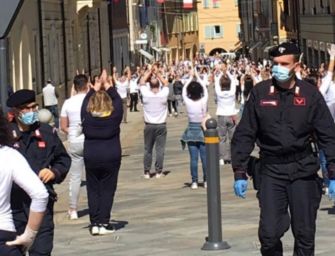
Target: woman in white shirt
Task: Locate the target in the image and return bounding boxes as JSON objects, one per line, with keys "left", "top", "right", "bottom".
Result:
{"left": 215, "top": 72, "right": 239, "bottom": 165}
{"left": 0, "top": 109, "right": 48, "bottom": 255}
{"left": 181, "top": 78, "right": 209, "bottom": 189}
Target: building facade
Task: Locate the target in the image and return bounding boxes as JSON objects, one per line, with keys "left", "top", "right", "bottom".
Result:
{"left": 198, "top": 0, "right": 240, "bottom": 55}
{"left": 299, "top": 0, "right": 335, "bottom": 67}
{"left": 4, "top": 0, "right": 126, "bottom": 101}
{"left": 165, "top": 0, "right": 199, "bottom": 63}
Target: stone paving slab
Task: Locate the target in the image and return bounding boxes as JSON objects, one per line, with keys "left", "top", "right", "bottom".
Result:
{"left": 53, "top": 89, "right": 335, "bottom": 256}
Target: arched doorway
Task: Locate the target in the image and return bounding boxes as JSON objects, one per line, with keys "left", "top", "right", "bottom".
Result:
{"left": 209, "top": 48, "right": 226, "bottom": 56}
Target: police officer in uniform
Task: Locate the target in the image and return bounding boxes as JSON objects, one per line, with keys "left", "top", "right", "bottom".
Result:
{"left": 231, "top": 42, "right": 335, "bottom": 256}
{"left": 6, "top": 89, "right": 71, "bottom": 256}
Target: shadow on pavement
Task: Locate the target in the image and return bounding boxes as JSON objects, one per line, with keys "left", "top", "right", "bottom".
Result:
{"left": 320, "top": 204, "right": 335, "bottom": 215}
{"left": 110, "top": 219, "right": 129, "bottom": 231}
{"left": 78, "top": 208, "right": 89, "bottom": 218}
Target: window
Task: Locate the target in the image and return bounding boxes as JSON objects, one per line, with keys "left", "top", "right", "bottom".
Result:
{"left": 213, "top": 0, "right": 220, "bottom": 8}
{"left": 204, "top": 25, "right": 224, "bottom": 39}
{"left": 203, "top": 0, "right": 209, "bottom": 8}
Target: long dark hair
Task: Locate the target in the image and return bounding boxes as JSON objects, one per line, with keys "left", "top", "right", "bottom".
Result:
{"left": 0, "top": 108, "right": 13, "bottom": 147}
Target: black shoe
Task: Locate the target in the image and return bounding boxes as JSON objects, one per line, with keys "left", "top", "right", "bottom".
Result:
{"left": 224, "top": 160, "right": 231, "bottom": 165}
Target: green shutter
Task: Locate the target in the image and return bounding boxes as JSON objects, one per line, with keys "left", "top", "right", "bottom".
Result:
{"left": 205, "top": 26, "right": 212, "bottom": 39}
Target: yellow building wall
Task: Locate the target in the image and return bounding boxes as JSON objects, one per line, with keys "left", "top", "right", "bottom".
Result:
{"left": 197, "top": 0, "right": 240, "bottom": 54}
{"left": 276, "top": 0, "right": 289, "bottom": 43}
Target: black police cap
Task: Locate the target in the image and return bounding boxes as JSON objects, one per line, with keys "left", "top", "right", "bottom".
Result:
{"left": 7, "top": 89, "right": 36, "bottom": 108}
{"left": 270, "top": 42, "right": 300, "bottom": 57}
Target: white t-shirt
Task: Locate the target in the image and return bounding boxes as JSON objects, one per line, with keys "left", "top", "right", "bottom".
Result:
{"left": 182, "top": 78, "right": 209, "bottom": 123}
{"left": 116, "top": 80, "right": 129, "bottom": 99}
{"left": 0, "top": 146, "right": 48, "bottom": 232}
{"left": 60, "top": 93, "right": 86, "bottom": 142}
{"left": 215, "top": 75, "right": 239, "bottom": 116}
{"left": 43, "top": 83, "right": 58, "bottom": 106}
{"left": 129, "top": 78, "right": 139, "bottom": 94}
{"left": 140, "top": 85, "right": 169, "bottom": 124}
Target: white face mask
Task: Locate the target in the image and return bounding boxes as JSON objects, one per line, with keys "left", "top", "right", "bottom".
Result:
{"left": 272, "top": 65, "right": 294, "bottom": 83}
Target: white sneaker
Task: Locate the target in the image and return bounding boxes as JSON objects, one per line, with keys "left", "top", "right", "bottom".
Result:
{"left": 204, "top": 181, "right": 207, "bottom": 188}
{"left": 191, "top": 182, "right": 198, "bottom": 189}
{"left": 90, "top": 225, "right": 100, "bottom": 236}
{"left": 155, "top": 172, "right": 162, "bottom": 179}
{"left": 144, "top": 173, "right": 150, "bottom": 179}
{"left": 325, "top": 187, "right": 329, "bottom": 196}
{"left": 68, "top": 210, "right": 78, "bottom": 220}
{"left": 99, "top": 224, "right": 115, "bottom": 235}
{"left": 219, "top": 159, "right": 225, "bottom": 166}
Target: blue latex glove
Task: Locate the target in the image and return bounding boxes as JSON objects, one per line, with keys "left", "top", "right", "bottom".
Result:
{"left": 234, "top": 180, "right": 248, "bottom": 198}
{"left": 328, "top": 180, "right": 335, "bottom": 200}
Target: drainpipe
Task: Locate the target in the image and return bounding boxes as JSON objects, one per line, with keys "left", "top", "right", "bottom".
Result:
{"left": 97, "top": 8, "right": 103, "bottom": 72}
{"left": 61, "top": 0, "right": 69, "bottom": 98}
{"left": 108, "top": 0, "right": 114, "bottom": 73}
{"left": 37, "top": 0, "right": 45, "bottom": 87}
{"left": 86, "top": 14, "right": 92, "bottom": 78}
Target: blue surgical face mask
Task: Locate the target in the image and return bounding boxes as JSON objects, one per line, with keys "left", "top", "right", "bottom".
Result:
{"left": 272, "top": 65, "right": 294, "bottom": 82}
{"left": 19, "top": 111, "right": 39, "bottom": 125}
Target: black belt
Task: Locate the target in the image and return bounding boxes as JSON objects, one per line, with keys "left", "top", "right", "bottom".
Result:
{"left": 261, "top": 146, "right": 313, "bottom": 164}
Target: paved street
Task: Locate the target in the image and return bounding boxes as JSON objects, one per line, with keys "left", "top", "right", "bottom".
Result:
{"left": 53, "top": 91, "right": 335, "bottom": 256}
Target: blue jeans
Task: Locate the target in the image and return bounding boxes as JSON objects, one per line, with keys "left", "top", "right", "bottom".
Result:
{"left": 46, "top": 105, "right": 59, "bottom": 128}
{"left": 319, "top": 149, "right": 329, "bottom": 187}
{"left": 187, "top": 141, "right": 206, "bottom": 183}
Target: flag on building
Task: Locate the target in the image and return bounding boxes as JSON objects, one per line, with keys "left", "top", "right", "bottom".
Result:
{"left": 183, "top": 0, "right": 193, "bottom": 9}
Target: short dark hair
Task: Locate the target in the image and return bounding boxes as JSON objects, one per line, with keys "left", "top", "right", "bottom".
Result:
{"left": 73, "top": 74, "right": 88, "bottom": 92}
{"left": 0, "top": 108, "right": 13, "bottom": 147}
{"left": 187, "top": 81, "right": 204, "bottom": 101}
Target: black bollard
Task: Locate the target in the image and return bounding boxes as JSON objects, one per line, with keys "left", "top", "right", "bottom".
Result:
{"left": 202, "top": 118, "right": 230, "bottom": 251}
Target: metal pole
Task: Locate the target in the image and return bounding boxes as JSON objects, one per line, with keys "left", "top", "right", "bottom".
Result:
{"left": 202, "top": 118, "right": 230, "bottom": 251}
{"left": 0, "top": 39, "right": 8, "bottom": 112}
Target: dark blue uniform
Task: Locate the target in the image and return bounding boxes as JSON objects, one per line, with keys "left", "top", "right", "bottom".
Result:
{"left": 10, "top": 122, "right": 70, "bottom": 256}
{"left": 231, "top": 78, "right": 335, "bottom": 255}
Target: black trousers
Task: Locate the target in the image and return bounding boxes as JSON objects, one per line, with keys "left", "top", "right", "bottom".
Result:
{"left": 129, "top": 93, "right": 138, "bottom": 111}
{"left": 86, "top": 162, "right": 120, "bottom": 225}
{"left": 0, "top": 230, "right": 23, "bottom": 256}
{"left": 13, "top": 199, "right": 54, "bottom": 256}
{"left": 258, "top": 174, "right": 322, "bottom": 256}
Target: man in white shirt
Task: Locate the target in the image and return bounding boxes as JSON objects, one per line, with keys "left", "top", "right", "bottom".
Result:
{"left": 129, "top": 74, "right": 140, "bottom": 112}
{"left": 42, "top": 79, "right": 59, "bottom": 128}
{"left": 114, "top": 67, "right": 131, "bottom": 123}
{"left": 140, "top": 65, "right": 169, "bottom": 179}
{"left": 60, "top": 74, "right": 88, "bottom": 220}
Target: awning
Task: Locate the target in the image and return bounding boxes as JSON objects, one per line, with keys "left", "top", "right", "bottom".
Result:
{"left": 160, "top": 47, "right": 171, "bottom": 52}
{"left": 151, "top": 46, "right": 162, "bottom": 54}
{"left": 139, "top": 49, "right": 154, "bottom": 61}
{"left": 249, "top": 41, "right": 263, "bottom": 52}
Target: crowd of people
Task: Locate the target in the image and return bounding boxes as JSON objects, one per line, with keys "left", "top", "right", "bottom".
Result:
{"left": 1, "top": 41, "right": 335, "bottom": 255}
